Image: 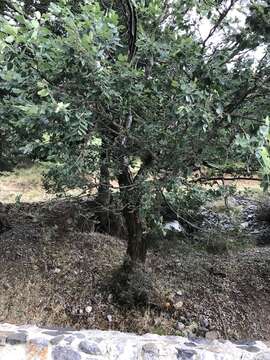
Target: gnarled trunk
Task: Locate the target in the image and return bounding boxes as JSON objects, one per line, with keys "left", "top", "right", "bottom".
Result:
{"left": 118, "top": 164, "right": 146, "bottom": 263}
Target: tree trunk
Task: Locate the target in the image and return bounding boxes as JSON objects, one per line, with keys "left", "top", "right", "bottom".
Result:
{"left": 118, "top": 164, "right": 146, "bottom": 263}
{"left": 0, "top": 203, "right": 10, "bottom": 234}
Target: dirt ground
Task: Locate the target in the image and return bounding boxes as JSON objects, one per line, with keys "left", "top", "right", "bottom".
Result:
{"left": 0, "top": 198, "right": 270, "bottom": 341}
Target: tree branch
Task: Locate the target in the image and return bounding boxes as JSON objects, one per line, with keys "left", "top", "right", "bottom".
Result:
{"left": 202, "top": 0, "right": 238, "bottom": 50}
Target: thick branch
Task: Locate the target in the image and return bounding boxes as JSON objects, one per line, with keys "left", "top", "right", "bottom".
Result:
{"left": 193, "top": 176, "right": 261, "bottom": 183}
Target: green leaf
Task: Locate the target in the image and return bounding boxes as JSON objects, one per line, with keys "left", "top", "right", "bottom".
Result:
{"left": 3, "top": 23, "right": 18, "bottom": 36}
{"left": 38, "top": 88, "right": 49, "bottom": 97}
{"left": 15, "top": 104, "right": 39, "bottom": 116}
{"left": 5, "top": 35, "right": 15, "bottom": 44}
{"left": 55, "top": 102, "right": 70, "bottom": 113}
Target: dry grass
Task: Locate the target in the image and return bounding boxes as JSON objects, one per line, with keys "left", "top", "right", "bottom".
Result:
{"left": 0, "top": 200, "right": 270, "bottom": 340}
{"left": 1, "top": 165, "right": 270, "bottom": 340}
{"left": 0, "top": 163, "right": 54, "bottom": 203}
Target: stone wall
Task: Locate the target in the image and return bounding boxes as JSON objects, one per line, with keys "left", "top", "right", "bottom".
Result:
{"left": 0, "top": 323, "right": 270, "bottom": 359}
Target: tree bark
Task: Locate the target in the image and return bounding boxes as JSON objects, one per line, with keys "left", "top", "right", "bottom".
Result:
{"left": 118, "top": 163, "right": 146, "bottom": 263}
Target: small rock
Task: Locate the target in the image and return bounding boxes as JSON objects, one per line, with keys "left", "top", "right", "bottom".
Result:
{"left": 234, "top": 340, "right": 257, "bottom": 346}
{"left": 53, "top": 268, "right": 61, "bottom": 274}
{"left": 50, "top": 335, "right": 65, "bottom": 345}
{"left": 177, "top": 348, "right": 197, "bottom": 359}
{"left": 154, "top": 318, "right": 162, "bottom": 326}
{"left": 176, "top": 290, "right": 183, "bottom": 297}
{"left": 65, "top": 336, "right": 75, "bottom": 344}
{"left": 184, "top": 342, "right": 197, "bottom": 347}
{"left": 176, "top": 322, "right": 185, "bottom": 331}
{"left": 52, "top": 346, "right": 81, "bottom": 360}
{"left": 237, "top": 345, "right": 261, "bottom": 353}
{"left": 164, "top": 220, "right": 184, "bottom": 232}
{"left": 79, "top": 340, "right": 102, "bottom": 355}
{"left": 107, "top": 314, "right": 113, "bottom": 322}
{"left": 29, "top": 337, "right": 49, "bottom": 348}
{"left": 186, "top": 321, "right": 198, "bottom": 335}
{"left": 6, "top": 332, "right": 27, "bottom": 345}
{"left": 200, "top": 318, "right": 209, "bottom": 328}
{"left": 241, "top": 222, "right": 250, "bottom": 229}
{"left": 85, "top": 306, "right": 92, "bottom": 314}
{"left": 185, "top": 312, "right": 192, "bottom": 319}
{"left": 174, "top": 301, "right": 183, "bottom": 310}
{"left": 142, "top": 343, "right": 159, "bottom": 360}
{"left": 197, "top": 327, "right": 208, "bottom": 337}
{"left": 179, "top": 316, "right": 187, "bottom": 324}
{"left": 0, "top": 336, "right": 6, "bottom": 346}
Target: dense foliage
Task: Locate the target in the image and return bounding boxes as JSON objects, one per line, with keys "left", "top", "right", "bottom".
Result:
{"left": 0, "top": 0, "right": 269, "bottom": 262}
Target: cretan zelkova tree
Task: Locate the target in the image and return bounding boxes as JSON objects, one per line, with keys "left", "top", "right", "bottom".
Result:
{"left": 0, "top": 0, "right": 270, "bottom": 265}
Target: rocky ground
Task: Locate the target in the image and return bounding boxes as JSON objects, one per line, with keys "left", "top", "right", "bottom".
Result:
{"left": 0, "top": 196, "right": 270, "bottom": 341}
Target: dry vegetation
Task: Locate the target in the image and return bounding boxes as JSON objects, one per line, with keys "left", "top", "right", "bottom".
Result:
{"left": 0, "top": 167, "right": 270, "bottom": 340}
{"left": 0, "top": 163, "right": 54, "bottom": 203}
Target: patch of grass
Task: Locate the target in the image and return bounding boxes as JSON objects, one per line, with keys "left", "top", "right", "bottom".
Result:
{"left": 194, "top": 228, "right": 253, "bottom": 255}
{"left": 0, "top": 162, "right": 54, "bottom": 203}
{"left": 151, "top": 325, "right": 167, "bottom": 336}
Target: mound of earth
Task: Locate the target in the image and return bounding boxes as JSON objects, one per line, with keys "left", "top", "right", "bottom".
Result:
{"left": 0, "top": 200, "right": 270, "bottom": 340}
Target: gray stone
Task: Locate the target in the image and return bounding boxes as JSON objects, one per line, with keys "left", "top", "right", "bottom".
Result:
{"left": 237, "top": 345, "right": 261, "bottom": 353}
{"left": 142, "top": 343, "right": 159, "bottom": 360}
{"left": 50, "top": 335, "right": 65, "bottom": 345}
{"left": 255, "top": 352, "right": 270, "bottom": 360}
{"left": 177, "top": 348, "right": 197, "bottom": 359}
{"left": 0, "top": 336, "right": 6, "bottom": 346}
{"left": 0, "top": 331, "right": 13, "bottom": 346}
{"left": 176, "top": 322, "right": 185, "bottom": 331}
{"left": 200, "top": 318, "right": 209, "bottom": 328}
{"left": 164, "top": 220, "right": 184, "bottom": 232}
{"left": 184, "top": 342, "right": 197, "bottom": 347}
{"left": 79, "top": 340, "right": 102, "bottom": 355}
{"left": 197, "top": 327, "right": 208, "bottom": 337}
{"left": 52, "top": 346, "right": 81, "bottom": 360}
{"left": 29, "top": 337, "right": 49, "bottom": 348}
{"left": 65, "top": 336, "right": 75, "bottom": 344}
{"left": 234, "top": 340, "right": 256, "bottom": 345}
{"left": 6, "top": 332, "right": 27, "bottom": 345}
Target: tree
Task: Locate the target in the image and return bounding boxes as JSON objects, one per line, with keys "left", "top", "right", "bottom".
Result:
{"left": 0, "top": 0, "right": 269, "bottom": 264}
